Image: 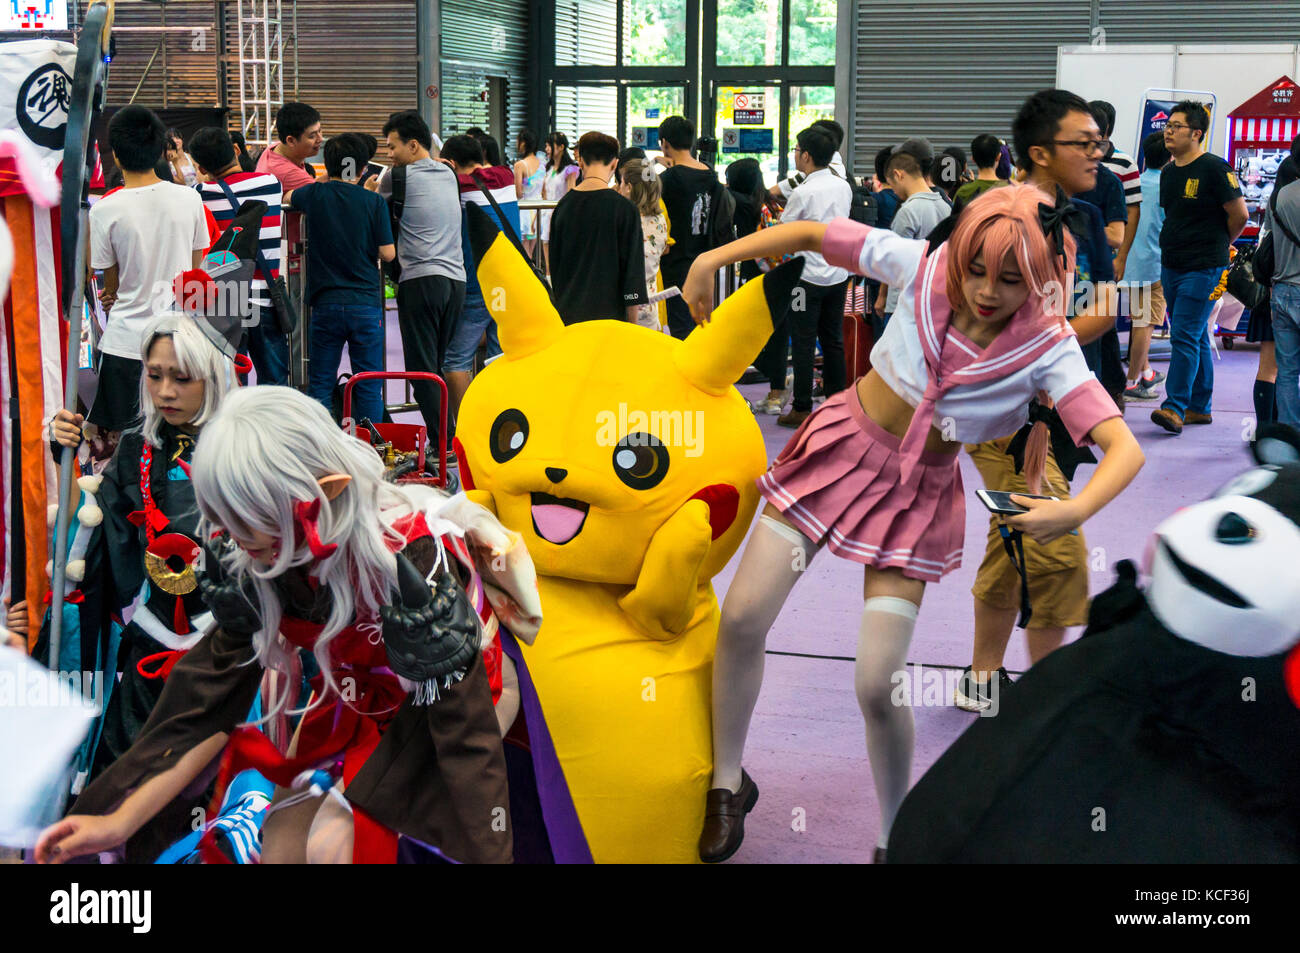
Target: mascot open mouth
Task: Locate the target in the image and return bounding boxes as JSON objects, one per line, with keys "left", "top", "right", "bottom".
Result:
{"left": 530, "top": 492, "right": 590, "bottom": 545}
{"left": 1158, "top": 538, "right": 1252, "bottom": 609}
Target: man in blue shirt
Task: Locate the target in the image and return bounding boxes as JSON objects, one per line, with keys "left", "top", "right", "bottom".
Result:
{"left": 287, "top": 134, "right": 396, "bottom": 424}
{"left": 1122, "top": 132, "right": 1171, "bottom": 400}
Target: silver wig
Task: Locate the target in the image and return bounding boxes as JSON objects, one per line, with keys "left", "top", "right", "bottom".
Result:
{"left": 189, "top": 385, "right": 449, "bottom": 716}
{"left": 137, "top": 312, "right": 238, "bottom": 448}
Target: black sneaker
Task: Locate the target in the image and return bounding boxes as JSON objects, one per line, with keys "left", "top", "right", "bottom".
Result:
{"left": 953, "top": 666, "right": 1013, "bottom": 713}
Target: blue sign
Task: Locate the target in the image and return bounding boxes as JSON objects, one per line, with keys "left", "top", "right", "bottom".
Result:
{"left": 1136, "top": 98, "right": 1178, "bottom": 171}
{"left": 631, "top": 126, "right": 661, "bottom": 150}
{"left": 646, "top": 108, "right": 660, "bottom": 119}
{"left": 722, "top": 128, "right": 774, "bottom": 153}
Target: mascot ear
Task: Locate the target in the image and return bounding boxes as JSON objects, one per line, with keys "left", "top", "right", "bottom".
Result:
{"left": 1253, "top": 424, "right": 1300, "bottom": 467}
{"left": 467, "top": 203, "right": 564, "bottom": 359}
{"left": 675, "top": 257, "right": 805, "bottom": 395}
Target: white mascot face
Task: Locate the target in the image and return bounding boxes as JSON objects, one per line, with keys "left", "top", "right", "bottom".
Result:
{"left": 1145, "top": 433, "right": 1300, "bottom": 657}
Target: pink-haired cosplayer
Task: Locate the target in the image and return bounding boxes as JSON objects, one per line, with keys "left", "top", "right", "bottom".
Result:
{"left": 683, "top": 183, "right": 1145, "bottom": 862}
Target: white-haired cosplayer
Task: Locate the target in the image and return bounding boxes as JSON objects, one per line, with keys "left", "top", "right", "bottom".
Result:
{"left": 39, "top": 386, "right": 541, "bottom": 865}
{"left": 29, "top": 315, "right": 241, "bottom": 806}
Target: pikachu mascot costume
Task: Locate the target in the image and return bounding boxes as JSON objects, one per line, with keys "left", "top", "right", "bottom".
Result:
{"left": 455, "top": 205, "right": 803, "bottom": 862}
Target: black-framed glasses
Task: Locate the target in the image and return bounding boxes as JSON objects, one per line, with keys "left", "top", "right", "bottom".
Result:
{"left": 1052, "top": 138, "right": 1110, "bottom": 156}
{"left": 1163, "top": 122, "right": 1191, "bottom": 131}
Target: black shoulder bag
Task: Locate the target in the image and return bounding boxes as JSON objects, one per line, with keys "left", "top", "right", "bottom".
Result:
{"left": 215, "top": 177, "right": 300, "bottom": 334}
{"left": 1254, "top": 184, "right": 1300, "bottom": 288}
{"left": 384, "top": 164, "right": 407, "bottom": 284}
{"left": 470, "top": 170, "right": 554, "bottom": 302}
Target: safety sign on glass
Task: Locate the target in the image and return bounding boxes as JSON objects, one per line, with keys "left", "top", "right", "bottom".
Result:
{"left": 632, "top": 127, "right": 661, "bottom": 149}
{"left": 723, "top": 128, "right": 774, "bottom": 153}
{"left": 646, "top": 108, "right": 660, "bottom": 119}
{"left": 734, "top": 109, "right": 764, "bottom": 125}
{"left": 733, "top": 92, "right": 765, "bottom": 111}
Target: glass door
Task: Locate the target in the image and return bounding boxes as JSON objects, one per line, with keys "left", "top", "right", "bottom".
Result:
{"left": 785, "top": 85, "right": 837, "bottom": 171}
{"left": 713, "top": 84, "right": 781, "bottom": 182}
{"left": 624, "top": 83, "right": 689, "bottom": 159}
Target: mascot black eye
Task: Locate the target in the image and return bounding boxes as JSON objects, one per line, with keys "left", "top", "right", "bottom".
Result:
{"left": 612, "top": 433, "right": 669, "bottom": 490}
{"left": 489, "top": 409, "right": 529, "bottom": 463}
{"left": 1215, "top": 512, "right": 1257, "bottom": 545}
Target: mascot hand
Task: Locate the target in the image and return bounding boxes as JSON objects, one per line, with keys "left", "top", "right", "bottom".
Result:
{"left": 196, "top": 541, "right": 262, "bottom": 637}
{"left": 381, "top": 551, "right": 482, "bottom": 684}
{"left": 618, "top": 500, "right": 713, "bottom": 640}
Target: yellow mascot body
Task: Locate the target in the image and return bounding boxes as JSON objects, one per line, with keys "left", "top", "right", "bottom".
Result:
{"left": 455, "top": 206, "right": 802, "bottom": 862}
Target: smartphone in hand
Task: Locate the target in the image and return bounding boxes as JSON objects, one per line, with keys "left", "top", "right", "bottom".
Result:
{"left": 976, "top": 490, "right": 1058, "bottom": 516}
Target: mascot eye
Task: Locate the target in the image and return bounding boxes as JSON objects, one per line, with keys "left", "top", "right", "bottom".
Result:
{"left": 613, "top": 433, "right": 669, "bottom": 490}
{"left": 489, "top": 409, "right": 529, "bottom": 463}
{"left": 1215, "top": 512, "right": 1257, "bottom": 545}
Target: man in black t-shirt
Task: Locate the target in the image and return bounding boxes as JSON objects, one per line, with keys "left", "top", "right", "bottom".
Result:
{"left": 1151, "top": 101, "right": 1248, "bottom": 435}
{"left": 657, "top": 116, "right": 733, "bottom": 339}
{"left": 549, "top": 131, "right": 648, "bottom": 324}
{"left": 288, "top": 135, "right": 396, "bottom": 425}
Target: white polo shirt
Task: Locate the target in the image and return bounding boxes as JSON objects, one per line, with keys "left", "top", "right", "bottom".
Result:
{"left": 779, "top": 167, "right": 853, "bottom": 287}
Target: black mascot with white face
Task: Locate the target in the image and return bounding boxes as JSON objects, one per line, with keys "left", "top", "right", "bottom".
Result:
{"left": 888, "top": 426, "right": 1300, "bottom": 863}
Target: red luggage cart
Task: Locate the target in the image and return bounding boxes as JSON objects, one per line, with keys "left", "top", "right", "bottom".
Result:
{"left": 341, "top": 371, "right": 450, "bottom": 487}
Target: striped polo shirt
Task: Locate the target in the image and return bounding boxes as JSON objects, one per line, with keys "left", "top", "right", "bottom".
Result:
{"left": 196, "top": 172, "right": 284, "bottom": 308}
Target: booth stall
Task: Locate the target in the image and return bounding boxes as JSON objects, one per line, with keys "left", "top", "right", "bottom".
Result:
{"left": 1228, "top": 75, "right": 1300, "bottom": 236}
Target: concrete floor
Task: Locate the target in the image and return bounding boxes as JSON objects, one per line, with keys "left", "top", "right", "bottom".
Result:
{"left": 366, "top": 319, "right": 1268, "bottom": 863}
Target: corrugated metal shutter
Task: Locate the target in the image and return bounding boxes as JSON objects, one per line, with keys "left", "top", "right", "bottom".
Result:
{"left": 1097, "top": 0, "right": 1300, "bottom": 42}
{"left": 441, "top": 0, "right": 530, "bottom": 149}
{"left": 554, "top": 0, "right": 617, "bottom": 67}
{"left": 81, "top": 0, "right": 221, "bottom": 108}
{"left": 220, "top": 0, "right": 417, "bottom": 160}
{"left": 852, "top": 1, "right": 1090, "bottom": 172}
{"left": 552, "top": 85, "right": 618, "bottom": 142}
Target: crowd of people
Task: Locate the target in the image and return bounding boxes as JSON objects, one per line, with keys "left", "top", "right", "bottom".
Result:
{"left": 10, "top": 79, "right": 1298, "bottom": 866}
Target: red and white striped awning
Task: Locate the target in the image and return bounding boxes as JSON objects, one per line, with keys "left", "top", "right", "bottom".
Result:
{"left": 1233, "top": 116, "right": 1299, "bottom": 143}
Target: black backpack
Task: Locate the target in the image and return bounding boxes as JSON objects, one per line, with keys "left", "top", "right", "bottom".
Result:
{"left": 384, "top": 164, "right": 407, "bottom": 283}
{"left": 849, "top": 178, "right": 878, "bottom": 226}
{"left": 708, "top": 180, "right": 737, "bottom": 249}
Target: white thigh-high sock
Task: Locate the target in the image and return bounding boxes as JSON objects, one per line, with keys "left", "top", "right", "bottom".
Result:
{"left": 711, "top": 515, "right": 819, "bottom": 792}
{"left": 854, "top": 596, "right": 920, "bottom": 850}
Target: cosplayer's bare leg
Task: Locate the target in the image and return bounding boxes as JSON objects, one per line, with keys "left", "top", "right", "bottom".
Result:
{"left": 306, "top": 786, "right": 354, "bottom": 864}
{"left": 260, "top": 790, "right": 322, "bottom": 864}
{"left": 856, "top": 568, "right": 924, "bottom": 852}
{"left": 710, "top": 504, "right": 821, "bottom": 793}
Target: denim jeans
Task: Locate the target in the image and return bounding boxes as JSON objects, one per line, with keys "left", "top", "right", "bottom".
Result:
{"left": 309, "top": 301, "right": 385, "bottom": 425}
{"left": 444, "top": 290, "right": 502, "bottom": 372}
{"left": 246, "top": 302, "right": 290, "bottom": 386}
{"left": 1160, "top": 266, "right": 1222, "bottom": 417}
{"left": 1270, "top": 282, "right": 1300, "bottom": 429}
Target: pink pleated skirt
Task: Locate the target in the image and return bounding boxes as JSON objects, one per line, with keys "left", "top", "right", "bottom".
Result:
{"left": 757, "top": 388, "right": 965, "bottom": 582}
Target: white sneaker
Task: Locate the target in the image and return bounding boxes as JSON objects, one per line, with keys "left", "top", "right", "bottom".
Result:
{"left": 753, "top": 394, "right": 786, "bottom": 415}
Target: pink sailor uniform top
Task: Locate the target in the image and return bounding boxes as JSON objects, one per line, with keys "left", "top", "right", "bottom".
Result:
{"left": 821, "top": 218, "right": 1119, "bottom": 478}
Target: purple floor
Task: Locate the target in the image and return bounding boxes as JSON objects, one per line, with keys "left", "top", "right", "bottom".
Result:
{"left": 366, "top": 319, "right": 1266, "bottom": 863}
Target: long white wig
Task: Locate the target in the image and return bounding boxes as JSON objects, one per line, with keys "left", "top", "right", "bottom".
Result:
{"left": 138, "top": 313, "right": 238, "bottom": 448}
{"left": 189, "top": 385, "right": 448, "bottom": 714}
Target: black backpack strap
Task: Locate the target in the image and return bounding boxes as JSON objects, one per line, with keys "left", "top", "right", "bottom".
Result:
{"left": 389, "top": 164, "right": 408, "bottom": 222}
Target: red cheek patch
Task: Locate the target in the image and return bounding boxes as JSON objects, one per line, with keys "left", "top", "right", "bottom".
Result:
{"left": 1285, "top": 645, "right": 1300, "bottom": 710}
{"left": 452, "top": 437, "right": 476, "bottom": 491}
{"left": 688, "top": 484, "right": 740, "bottom": 541}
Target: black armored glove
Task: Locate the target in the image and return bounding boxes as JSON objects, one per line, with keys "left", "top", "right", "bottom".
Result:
{"left": 381, "top": 551, "right": 482, "bottom": 695}
{"left": 195, "top": 538, "right": 263, "bottom": 637}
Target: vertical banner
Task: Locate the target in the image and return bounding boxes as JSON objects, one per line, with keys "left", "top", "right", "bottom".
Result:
{"left": 0, "top": 39, "right": 75, "bottom": 635}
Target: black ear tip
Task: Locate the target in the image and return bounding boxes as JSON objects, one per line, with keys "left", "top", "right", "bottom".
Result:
{"left": 761, "top": 256, "right": 806, "bottom": 317}
{"left": 466, "top": 203, "right": 502, "bottom": 270}
{"left": 1253, "top": 424, "right": 1300, "bottom": 466}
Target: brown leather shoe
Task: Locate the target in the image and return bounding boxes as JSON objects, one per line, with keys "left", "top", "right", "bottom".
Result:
{"left": 1184, "top": 411, "right": 1213, "bottom": 424}
{"left": 699, "top": 770, "right": 759, "bottom": 863}
{"left": 777, "top": 409, "right": 810, "bottom": 429}
{"left": 1151, "top": 407, "right": 1183, "bottom": 434}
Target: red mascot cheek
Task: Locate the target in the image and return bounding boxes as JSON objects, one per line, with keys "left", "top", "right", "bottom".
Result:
{"left": 688, "top": 484, "right": 740, "bottom": 540}
{"left": 453, "top": 437, "right": 476, "bottom": 491}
